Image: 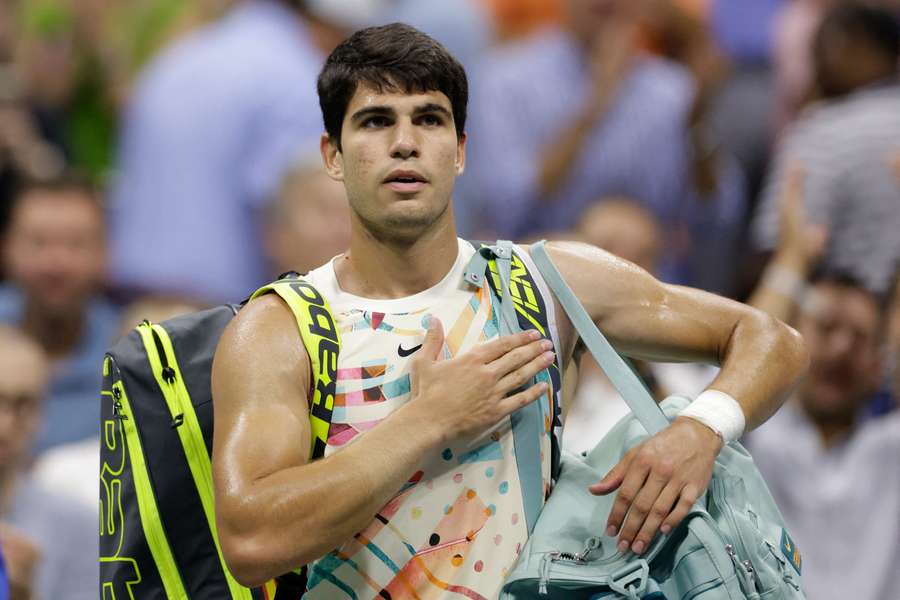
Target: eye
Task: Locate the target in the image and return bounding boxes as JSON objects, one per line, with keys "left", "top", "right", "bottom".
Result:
{"left": 362, "top": 115, "right": 390, "bottom": 129}
{"left": 419, "top": 113, "right": 444, "bottom": 127}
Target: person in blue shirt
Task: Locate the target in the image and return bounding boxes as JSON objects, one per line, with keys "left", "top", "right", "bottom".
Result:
{"left": 0, "top": 174, "right": 119, "bottom": 454}
{"left": 109, "top": 0, "right": 346, "bottom": 303}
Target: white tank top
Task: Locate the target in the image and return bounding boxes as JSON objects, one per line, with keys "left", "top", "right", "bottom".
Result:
{"left": 302, "top": 238, "right": 562, "bottom": 600}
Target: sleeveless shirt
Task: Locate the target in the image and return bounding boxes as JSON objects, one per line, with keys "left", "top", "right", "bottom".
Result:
{"left": 301, "top": 238, "right": 563, "bottom": 600}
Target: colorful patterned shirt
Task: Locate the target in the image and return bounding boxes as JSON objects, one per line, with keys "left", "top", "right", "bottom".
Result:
{"left": 302, "top": 239, "right": 563, "bottom": 599}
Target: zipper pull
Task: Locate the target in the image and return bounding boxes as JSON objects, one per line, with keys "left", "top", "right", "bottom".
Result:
{"left": 726, "top": 544, "right": 760, "bottom": 598}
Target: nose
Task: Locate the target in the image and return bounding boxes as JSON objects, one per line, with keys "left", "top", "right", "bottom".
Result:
{"left": 389, "top": 119, "right": 420, "bottom": 159}
{"left": 825, "top": 327, "right": 856, "bottom": 360}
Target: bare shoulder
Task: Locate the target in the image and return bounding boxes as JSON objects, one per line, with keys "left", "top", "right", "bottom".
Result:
{"left": 212, "top": 294, "right": 311, "bottom": 415}
{"left": 524, "top": 240, "right": 662, "bottom": 323}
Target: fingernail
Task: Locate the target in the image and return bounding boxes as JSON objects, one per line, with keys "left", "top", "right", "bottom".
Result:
{"left": 528, "top": 330, "right": 541, "bottom": 340}
{"left": 543, "top": 351, "right": 555, "bottom": 363}
{"left": 661, "top": 524, "right": 671, "bottom": 534}
{"left": 617, "top": 540, "right": 629, "bottom": 553}
{"left": 540, "top": 339, "right": 553, "bottom": 350}
{"left": 606, "top": 525, "right": 617, "bottom": 537}
{"left": 632, "top": 541, "right": 645, "bottom": 554}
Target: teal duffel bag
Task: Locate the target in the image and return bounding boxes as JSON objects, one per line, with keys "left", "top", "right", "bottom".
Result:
{"left": 497, "top": 243, "right": 807, "bottom": 600}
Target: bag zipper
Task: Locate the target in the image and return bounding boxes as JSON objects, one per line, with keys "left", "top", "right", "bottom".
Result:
{"left": 712, "top": 478, "right": 760, "bottom": 595}
{"left": 109, "top": 374, "right": 189, "bottom": 598}
{"left": 138, "top": 322, "right": 252, "bottom": 600}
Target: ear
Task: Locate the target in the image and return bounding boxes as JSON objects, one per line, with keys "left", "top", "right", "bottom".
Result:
{"left": 455, "top": 132, "right": 467, "bottom": 176}
{"left": 321, "top": 133, "right": 344, "bottom": 182}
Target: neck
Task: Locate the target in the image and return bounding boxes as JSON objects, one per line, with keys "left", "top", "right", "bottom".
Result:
{"left": 22, "top": 301, "right": 85, "bottom": 360}
{"left": 335, "top": 212, "right": 460, "bottom": 300}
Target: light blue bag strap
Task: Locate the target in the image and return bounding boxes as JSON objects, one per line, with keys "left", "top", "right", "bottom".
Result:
{"left": 529, "top": 241, "right": 670, "bottom": 435}
{"left": 464, "top": 240, "right": 544, "bottom": 535}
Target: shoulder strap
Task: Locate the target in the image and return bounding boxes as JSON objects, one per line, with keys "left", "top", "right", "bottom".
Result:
{"left": 250, "top": 275, "right": 341, "bottom": 460}
{"left": 465, "top": 241, "right": 545, "bottom": 536}
{"left": 529, "top": 241, "right": 670, "bottom": 435}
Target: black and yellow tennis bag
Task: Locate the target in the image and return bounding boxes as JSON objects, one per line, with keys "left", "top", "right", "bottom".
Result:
{"left": 99, "top": 275, "right": 340, "bottom": 600}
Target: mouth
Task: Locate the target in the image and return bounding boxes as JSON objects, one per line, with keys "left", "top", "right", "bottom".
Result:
{"left": 383, "top": 170, "right": 428, "bottom": 194}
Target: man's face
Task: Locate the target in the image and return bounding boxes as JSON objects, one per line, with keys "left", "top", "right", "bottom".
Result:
{"left": 321, "top": 84, "right": 465, "bottom": 243}
{"left": 0, "top": 340, "right": 45, "bottom": 468}
{"left": 797, "top": 282, "right": 882, "bottom": 422}
{"left": 3, "top": 190, "right": 106, "bottom": 315}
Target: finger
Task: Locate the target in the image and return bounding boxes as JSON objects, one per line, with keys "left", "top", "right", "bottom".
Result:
{"left": 660, "top": 484, "right": 701, "bottom": 535}
{"left": 616, "top": 471, "right": 667, "bottom": 553}
{"left": 630, "top": 480, "right": 681, "bottom": 554}
{"left": 489, "top": 336, "right": 552, "bottom": 375}
{"left": 476, "top": 329, "right": 541, "bottom": 363}
{"left": 494, "top": 345, "right": 555, "bottom": 393}
{"left": 496, "top": 380, "right": 548, "bottom": 416}
{"left": 419, "top": 316, "right": 445, "bottom": 362}
{"left": 602, "top": 457, "right": 648, "bottom": 541}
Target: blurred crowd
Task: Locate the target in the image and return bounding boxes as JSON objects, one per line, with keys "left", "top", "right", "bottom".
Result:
{"left": 0, "top": 0, "right": 896, "bottom": 598}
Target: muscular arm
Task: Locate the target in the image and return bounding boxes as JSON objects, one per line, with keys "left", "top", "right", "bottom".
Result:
{"left": 547, "top": 241, "right": 807, "bottom": 429}
{"left": 540, "top": 241, "right": 807, "bottom": 554}
{"left": 212, "top": 296, "right": 441, "bottom": 585}
{"left": 212, "top": 296, "right": 552, "bottom": 586}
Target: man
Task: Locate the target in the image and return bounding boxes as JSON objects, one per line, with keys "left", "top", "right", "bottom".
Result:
{"left": 212, "top": 24, "right": 806, "bottom": 598}
{"left": 754, "top": 3, "right": 900, "bottom": 296}
{"left": 0, "top": 174, "right": 118, "bottom": 453}
{"left": 109, "top": 0, "right": 342, "bottom": 303}
{"left": 263, "top": 156, "right": 352, "bottom": 278}
{"left": 746, "top": 274, "right": 900, "bottom": 600}
{"left": 0, "top": 325, "right": 96, "bottom": 600}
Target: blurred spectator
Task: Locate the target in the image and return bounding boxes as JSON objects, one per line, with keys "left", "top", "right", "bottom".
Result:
{"left": 263, "top": 157, "right": 351, "bottom": 278}
{"left": 0, "top": 325, "right": 96, "bottom": 600}
{"left": 109, "top": 0, "right": 341, "bottom": 303}
{"left": 745, "top": 272, "right": 899, "bottom": 600}
{"left": 375, "top": 0, "right": 493, "bottom": 71}
{"left": 14, "top": 0, "right": 119, "bottom": 181}
{"left": 773, "top": 0, "right": 837, "bottom": 130}
{"left": 710, "top": 0, "right": 786, "bottom": 64}
{"left": 32, "top": 293, "right": 207, "bottom": 513}
{"left": 753, "top": 2, "right": 900, "bottom": 296}
{"left": 562, "top": 199, "right": 717, "bottom": 454}
{"left": 0, "top": 174, "right": 118, "bottom": 453}
{"left": 484, "top": 0, "right": 562, "bottom": 40}
{"left": 462, "top": 0, "right": 744, "bottom": 293}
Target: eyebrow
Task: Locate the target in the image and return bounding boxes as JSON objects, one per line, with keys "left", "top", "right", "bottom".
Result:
{"left": 412, "top": 103, "right": 453, "bottom": 120}
{"left": 350, "top": 105, "right": 395, "bottom": 124}
{"left": 349, "top": 102, "right": 453, "bottom": 125}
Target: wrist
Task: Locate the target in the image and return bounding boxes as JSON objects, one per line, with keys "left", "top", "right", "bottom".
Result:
{"left": 392, "top": 401, "right": 449, "bottom": 449}
{"left": 673, "top": 416, "right": 724, "bottom": 451}
{"left": 678, "top": 389, "right": 746, "bottom": 444}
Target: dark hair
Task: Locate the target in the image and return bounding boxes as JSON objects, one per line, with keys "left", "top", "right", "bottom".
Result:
{"left": 5, "top": 171, "right": 103, "bottom": 233}
{"left": 317, "top": 23, "right": 468, "bottom": 148}
{"left": 809, "top": 268, "right": 889, "bottom": 313}
{"left": 816, "top": 3, "right": 900, "bottom": 61}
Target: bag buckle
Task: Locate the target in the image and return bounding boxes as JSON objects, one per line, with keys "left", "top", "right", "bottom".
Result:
{"left": 609, "top": 559, "right": 649, "bottom": 599}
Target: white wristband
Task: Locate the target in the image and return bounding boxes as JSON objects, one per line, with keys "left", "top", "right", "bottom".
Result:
{"left": 678, "top": 389, "right": 746, "bottom": 443}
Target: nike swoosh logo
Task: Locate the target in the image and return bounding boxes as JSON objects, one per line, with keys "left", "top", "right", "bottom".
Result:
{"left": 398, "top": 343, "right": 423, "bottom": 357}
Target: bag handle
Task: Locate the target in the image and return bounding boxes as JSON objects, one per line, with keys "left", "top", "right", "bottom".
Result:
{"left": 529, "top": 241, "right": 671, "bottom": 435}
{"left": 464, "top": 240, "right": 545, "bottom": 535}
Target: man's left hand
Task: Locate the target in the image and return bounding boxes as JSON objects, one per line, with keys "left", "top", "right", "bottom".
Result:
{"left": 589, "top": 416, "right": 723, "bottom": 554}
